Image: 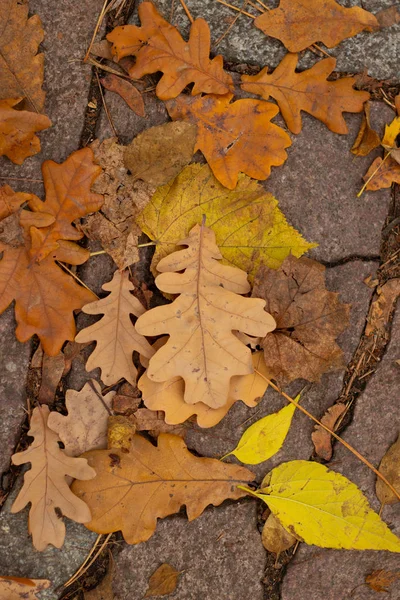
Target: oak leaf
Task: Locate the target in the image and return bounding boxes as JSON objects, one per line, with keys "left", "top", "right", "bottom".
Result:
{"left": 241, "top": 54, "right": 369, "bottom": 135}
{"left": 72, "top": 433, "right": 254, "bottom": 544}
{"left": 254, "top": 0, "right": 379, "bottom": 53}
{"left": 351, "top": 101, "right": 381, "bottom": 156}
{"left": 0, "top": 0, "right": 46, "bottom": 111}
{"left": 167, "top": 94, "right": 291, "bottom": 189}
{"left": 376, "top": 435, "right": 400, "bottom": 506}
{"left": 145, "top": 564, "right": 182, "bottom": 598}
{"left": 0, "top": 184, "right": 32, "bottom": 220}
{"left": 75, "top": 269, "right": 154, "bottom": 387}
{"left": 48, "top": 380, "right": 115, "bottom": 456}
{"left": 0, "top": 577, "right": 50, "bottom": 600}
{"left": 101, "top": 73, "right": 145, "bottom": 117}
{"left": 365, "top": 569, "right": 400, "bottom": 593}
{"left": 363, "top": 156, "right": 400, "bottom": 191}
{"left": 311, "top": 403, "right": 346, "bottom": 461}
{"left": 261, "top": 513, "right": 297, "bottom": 555}
{"left": 253, "top": 255, "right": 350, "bottom": 384}
{"left": 107, "top": 2, "right": 233, "bottom": 100}
{"left": 135, "top": 224, "right": 276, "bottom": 408}
{"left": 0, "top": 98, "right": 51, "bottom": 164}
{"left": 11, "top": 405, "right": 96, "bottom": 551}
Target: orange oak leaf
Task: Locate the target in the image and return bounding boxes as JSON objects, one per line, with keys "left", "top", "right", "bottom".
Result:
{"left": 11, "top": 405, "right": 96, "bottom": 551}
{"left": 363, "top": 156, "right": 400, "bottom": 191}
{"left": 0, "top": 98, "right": 51, "bottom": 164}
{"left": 107, "top": 2, "right": 232, "bottom": 100}
{"left": 0, "top": 184, "right": 33, "bottom": 220}
{"left": 241, "top": 54, "right": 369, "bottom": 135}
{"left": 0, "top": 577, "right": 50, "bottom": 600}
{"left": 72, "top": 433, "right": 254, "bottom": 544}
{"left": 167, "top": 94, "right": 291, "bottom": 189}
{"left": 254, "top": 0, "right": 379, "bottom": 53}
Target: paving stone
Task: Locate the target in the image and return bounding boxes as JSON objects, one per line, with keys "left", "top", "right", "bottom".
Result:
{"left": 0, "top": 306, "right": 30, "bottom": 476}
{"left": 150, "top": 0, "right": 399, "bottom": 80}
{"left": 281, "top": 308, "right": 400, "bottom": 600}
{"left": 112, "top": 500, "right": 266, "bottom": 600}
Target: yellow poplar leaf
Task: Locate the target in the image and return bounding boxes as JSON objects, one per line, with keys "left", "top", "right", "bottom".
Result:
{"left": 252, "top": 460, "right": 400, "bottom": 552}
{"left": 136, "top": 163, "right": 316, "bottom": 281}
{"left": 223, "top": 393, "right": 300, "bottom": 464}
{"left": 382, "top": 116, "right": 400, "bottom": 150}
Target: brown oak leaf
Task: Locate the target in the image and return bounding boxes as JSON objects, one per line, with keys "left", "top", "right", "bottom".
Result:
{"left": 107, "top": 2, "right": 233, "bottom": 100}
{"left": 241, "top": 54, "right": 369, "bottom": 135}
{"left": 0, "top": 577, "right": 50, "bottom": 600}
{"left": 167, "top": 94, "right": 291, "bottom": 189}
{"left": 254, "top": 0, "right": 379, "bottom": 53}
{"left": 252, "top": 255, "right": 350, "bottom": 384}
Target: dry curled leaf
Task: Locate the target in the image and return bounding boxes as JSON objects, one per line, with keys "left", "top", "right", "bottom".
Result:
{"left": 145, "top": 564, "right": 182, "bottom": 598}
{"left": 376, "top": 436, "right": 400, "bottom": 507}
{"left": 253, "top": 255, "right": 350, "bottom": 385}
{"left": 365, "top": 569, "right": 400, "bottom": 593}
{"left": 136, "top": 224, "right": 275, "bottom": 408}
{"left": 48, "top": 380, "right": 115, "bottom": 456}
{"left": 107, "top": 2, "right": 233, "bottom": 100}
{"left": 124, "top": 121, "right": 197, "bottom": 186}
{"left": 0, "top": 98, "right": 51, "bottom": 164}
{"left": 75, "top": 269, "right": 154, "bottom": 387}
{"left": 72, "top": 433, "right": 254, "bottom": 544}
{"left": 167, "top": 93, "right": 291, "bottom": 189}
{"left": 254, "top": 0, "right": 378, "bottom": 52}
{"left": 11, "top": 405, "right": 96, "bottom": 551}
{"left": 363, "top": 156, "right": 400, "bottom": 191}
{"left": 262, "top": 513, "right": 297, "bottom": 555}
{"left": 242, "top": 54, "right": 369, "bottom": 135}
{"left": 38, "top": 351, "right": 66, "bottom": 404}
{"left": 101, "top": 73, "right": 145, "bottom": 118}
{"left": 311, "top": 403, "right": 346, "bottom": 461}
{"left": 366, "top": 279, "right": 400, "bottom": 337}
{"left": 112, "top": 382, "right": 142, "bottom": 415}
{"left": 351, "top": 101, "right": 381, "bottom": 156}
{"left": 136, "top": 164, "right": 315, "bottom": 280}
{"left": 0, "top": 577, "right": 50, "bottom": 600}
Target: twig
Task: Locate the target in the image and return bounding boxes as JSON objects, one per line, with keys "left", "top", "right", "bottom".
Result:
{"left": 254, "top": 370, "right": 400, "bottom": 502}
{"left": 84, "top": 0, "right": 109, "bottom": 62}
{"left": 56, "top": 262, "right": 99, "bottom": 299}
{"left": 216, "top": 0, "right": 255, "bottom": 19}
{"left": 248, "top": 0, "right": 263, "bottom": 13}
{"left": 90, "top": 250, "right": 107, "bottom": 256}
{"left": 95, "top": 68, "right": 118, "bottom": 137}
{"left": 0, "top": 176, "right": 43, "bottom": 182}
{"left": 357, "top": 151, "right": 392, "bottom": 197}
{"left": 214, "top": 0, "right": 250, "bottom": 46}
{"left": 63, "top": 534, "right": 103, "bottom": 587}
{"left": 85, "top": 57, "right": 133, "bottom": 80}
{"left": 64, "top": 533, "right": 113, "bottom": 587}
{"left": 179, "top": 0, "right": 194, "bottom": 22}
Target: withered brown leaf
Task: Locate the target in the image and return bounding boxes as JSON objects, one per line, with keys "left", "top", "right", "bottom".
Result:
{"left": 311, "top": 403, "right": 347, "bottom": 461}
{"left": 145, "top": 563, "right": 182, "bottom": 598}
{"left": 101, "top": 73, "right": 145, "bottom": 118}
{"left": 376, "top": 436, "right": 400, "bottom": 506}
{"left": 351, "top": 102, "right": 381, "bottom": 157}
{"left": 365, "top": 569, "right": 400, "bottom": 593}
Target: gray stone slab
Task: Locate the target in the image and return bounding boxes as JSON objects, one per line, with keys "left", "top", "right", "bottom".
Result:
{"left": 281, "top": 309, "right": 400, "bottom": 600}
{"left": 0, "top": 306, "right": 30, "bottom": 476}
{"left": 149, "top": 0, "right": 399, "bottom": 80}
{"left": 112, "top": 500, "right": 266, "bottom": 600}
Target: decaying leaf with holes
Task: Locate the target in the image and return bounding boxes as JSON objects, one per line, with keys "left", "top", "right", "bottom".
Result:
{"left": 75, "top": 269, "right": 154, "bottom": 387}
{"left": 311, "top": 403, "right": 347, "bottom": 461}
{"left": 351, "top": 102, "right": 381, "bottom": 157}
{"left": 48, "top": 380, "right": 115, "bottom": 456}
{"left": 72, "top": 433, "right": 254, "bottom": 544}
{"left": 0, "top": 577, "right": 50, "bottom": 600}
{"left": 254, "top": 0, "right": 378, "bottom": 52}
{"left": 136, "top": 164, "right": 314, "bottom": 280}
{"left": 261, "top": 513, "right": 297, "bottom": 555}
{"left": 0, "top": 98, "right": 51, "bottom": 164}
{"left": 107, "top": 2, "right": 232, "bottom": 101}
{"left": 167, "top": 94, "right": 291, "bottom": 189}
{"left": 376, "top": 436, "right": 400, "bottom": 507}
{"left": 253, "top": 255, "right": 350, "bottom": 384}
{"left": 252, "top": 461, "right": 400, "bottom": 551}
{"left": 241, "top": 54, "right": 369, "bottom": 135}
{"left": 135, "top": 224, "right": 276, "bottom": 408}
{"left": 11, "top": 405, "right": 96, "bottom": 551}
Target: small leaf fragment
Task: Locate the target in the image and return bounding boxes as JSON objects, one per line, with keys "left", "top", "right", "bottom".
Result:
{"left": 376, "top": 435, "right": 400, "bottom": 506}
{"left": 0, "top": 185, "right": 33, "bottom": 220}
{"left": 365, "top": 569, "right": 400, "bottom": 593}
{"left": 261, "top": 513, "right": 297, "bottom": 555}
{"left": 351, "top": 102, "right": 381, "bottom": 156}
{"left": 145, "top": 563, "right": 182, "bottom": 598}
{"left": 311, "top": 403, "right": 347, "bottom": 461}
{"left": 101, "top": 73, "right": 145, "bottom": 117}
{"left": 0, "top": 577, "right": 50, "bottom": 600}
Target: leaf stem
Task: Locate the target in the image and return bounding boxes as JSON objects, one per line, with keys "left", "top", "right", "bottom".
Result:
{"left": 137, "top": 241, "right": 157, "bottom": 248}
{"left": 254, "top": 370, "right": 400, "bottom": 502}
{"left": 90, "top": 250, "right": 107, "bottom": 256}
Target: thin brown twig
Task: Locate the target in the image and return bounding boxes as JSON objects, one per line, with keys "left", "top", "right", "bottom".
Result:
{"left": 179, "top": 0, "right": 194, "bottom": 23}
{"left": 214, "top": 0, "right": 250, "bottom": 46}
{"left": 95, "top": 68, "right": 118, "bottom": 137}
{"left": 56, "top": 262, "right": 99, "bottom": 298}
{"left": 64, "top": 534, "right": 113, "bottom": 587}
{"left": 0, "top": 176, "right": 43, "bottom": 182}
{"left": 84, "top": 0, "right": 109, "bottom": 62}
{"left": 63, "top": 534, "right": 103, "bottom": 587}
{"left": 85, "top": 57, "right": 133, "bottom": 80}
{"left": 248, "top": 0, "right": 263, "bottom": 13}
{"left": 216, "top": 0, "right": 256, "bottom": 19}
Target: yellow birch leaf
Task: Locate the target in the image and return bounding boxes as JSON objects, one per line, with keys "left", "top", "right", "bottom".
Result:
{"left": 251, "top": 460, "right": 400, "bottom": 552}
{"left": 223, "top": 393, "right": 300, "bottom": 464}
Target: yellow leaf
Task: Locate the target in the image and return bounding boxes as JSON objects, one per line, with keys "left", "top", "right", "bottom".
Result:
{"left": 223, "top": 393, "right": 300, "bottom": 464}
{"left": 382, "top": 116, "right": 400, "bottom": 149}
{"left": 252, "top": 460, "right": 400, "bottom": 552}
{"left": 136, "top": 163, "right": 316, "bottom": 281}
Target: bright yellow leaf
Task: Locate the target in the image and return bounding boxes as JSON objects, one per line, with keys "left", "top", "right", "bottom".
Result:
{"left": 250, "top": 461, "right": 400, "bottom": 552}
{"left": 382, "top": 116, "right": 400, "bottom": 149}
{"left": 222, "top": 393, "right": 300, "bottom": 465}
{"left": 136, "top": 163, "right": 316, "bottom": 281}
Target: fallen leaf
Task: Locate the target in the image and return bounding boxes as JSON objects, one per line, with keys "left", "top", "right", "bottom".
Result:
{"left": 253, "top": 255, "right": 350, "bottom": 384}
{"left": 101, "top": 73, "right": 145, "bottom": 117}
{"left": 0, "top": 0, "right": 46, "bottom": 111}
{"left": 38, "top": 351, "right": 66, "bottom": 404}
{"left": 253, "top": 460, "right": 400, "bottom": 551}
{"left": 365, "top": 569, "right": 400, "bottom": 593}
{"left": 376, "top": 436, "right": 400, "bottom": 506}
{"left": 396, "top": 95, "right": 400, "bottom": 116}
{"left": 133, "top": 408, "right": 186, "bottom": 438}
{"left": 72, "top": 433, "right": 254, "bottom": 544}
{"left": 91, "top": 39, "right": 114, "bottom": 60}
{"left": 0, "top": 185, "right": 33, "bottom": 220}
{"left": 48, "top": 380, "right": 115, "bottom": 456}
{"left": 112, "top": 382, "right": 142, "bottom": 415}
{"left": 0, "top": 98, "right": 51, "bottom": 164}
{"left": 84, "top": 559, "right": 114, "bottom": 600}
{"left": 107, "top": 2, "right": 233, "bottom": 100}
{"left": 376, "top": 6, "right": 400, "bottom": 28}
{"left": 136, "top": 163, "right": 315, "bottom": 280}
{"left": 254, "top": 0, "right": 379, "bottom": 53}
{"left": 241, "top": 54, "right": 369, "bottom": 135}
{"left": 381, "top": 115, "right": 400, "bottom": 164}
{"left": 223, "top": 393, "right": 300, "bottom": 465}
{"left": 0, "top": 577, "right": 50, "bottom": 600}
{"left": 261, "top": 513, "right": 297, "bottom": 555}
{"left": 311, "top": 403, "right": 347, "bottom": 461}
{"left": 11, "top": 405, "right": 96, "bottom": 551}
{"left": 138, "top": 349, "right": 269, "bottom": 428}
{"left": 167, "top": 93, "right": 291, "bottom": 189}
{"left": 75, "top": 269, "right": 154, "bottom": 387}
{"left": 365, "top": 279, "right": 400, "bottom": 337}
{"left": 107, "top": 415, "right": 137, "bottom": 452}
{"left": 363, "top": 156, "right": 400, "bottom": 190}
{"left": 351, "top": 101, "right": 381, "bottom": 156}
{"left": 124, "top": 121, "right": 197, "bottom": 186}
{"left": 145, "top": 563, "right": 182, "bottom": 598}
{"left": 135, "top": 224, "right": 276, "bottom": 408}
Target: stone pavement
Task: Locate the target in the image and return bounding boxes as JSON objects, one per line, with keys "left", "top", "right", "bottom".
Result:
{"left": 0, "top": 1, "right": 399, "bottom": 599}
